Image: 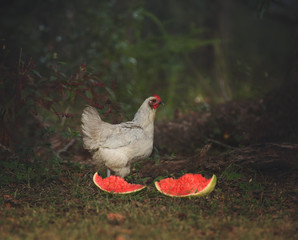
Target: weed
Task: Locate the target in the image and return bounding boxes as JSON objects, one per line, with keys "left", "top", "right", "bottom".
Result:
{"left": 0, "top": 161, "right": 296, "bottom": 240}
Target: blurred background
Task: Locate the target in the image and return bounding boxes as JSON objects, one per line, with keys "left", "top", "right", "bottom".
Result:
{"left": 1, "top": 0, "right": 297, "bottom": 116}
{"left": 1, "top": 0, "right": 298, "bottom": 155}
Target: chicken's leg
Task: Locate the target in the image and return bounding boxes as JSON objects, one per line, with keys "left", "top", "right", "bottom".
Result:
{"left": 107, "top": 168, "right": 111, "bottom": 177}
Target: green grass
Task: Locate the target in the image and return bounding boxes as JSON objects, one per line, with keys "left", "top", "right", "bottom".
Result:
{"left": 0, "top": 163, "right": 297, "bottom": 240}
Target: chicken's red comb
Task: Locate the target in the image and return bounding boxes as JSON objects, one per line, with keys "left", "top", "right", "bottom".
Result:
{"left": 153, "top": 94, "right": 162, "bottom": 101}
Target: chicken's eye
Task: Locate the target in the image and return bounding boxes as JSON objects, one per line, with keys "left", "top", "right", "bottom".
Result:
{"left": 149, "top": 98, "right": 159, "bottom": 108}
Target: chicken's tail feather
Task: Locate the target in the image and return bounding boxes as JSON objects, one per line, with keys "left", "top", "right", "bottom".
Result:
{"left": 81, "top": 106, "right": 102, "bottom": 151}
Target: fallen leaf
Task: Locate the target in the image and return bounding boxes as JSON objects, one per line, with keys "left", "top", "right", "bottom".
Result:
{"left": 5, "top": 203, "right": 11, "bottom": 209}
{"left": 119, "top": 229, "right": 132, "bottom": 234}
{"left": 106, "top": 212, "right": 126, "bottom": 224}
{"left": 116, "top": 235, "right": 126, "bottom": 240}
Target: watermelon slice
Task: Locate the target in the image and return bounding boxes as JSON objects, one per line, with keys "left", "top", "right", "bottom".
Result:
{"left": 154, "top": 173, "right": 217, "bottom": 197}
{"left": 93, "top": 172, "right": 146, "bottom": 194}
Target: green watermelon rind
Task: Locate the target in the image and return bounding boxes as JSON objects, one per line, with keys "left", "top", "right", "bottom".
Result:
{"left": 154, "top": 174, "right": 217, "bottom": 198}
{"left": 93, "top": 172, "right": 146, "bottom": 195}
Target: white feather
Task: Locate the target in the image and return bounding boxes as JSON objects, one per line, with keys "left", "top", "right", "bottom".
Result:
{"left": 81, "top": 96, "right": 161, "bottom": 177}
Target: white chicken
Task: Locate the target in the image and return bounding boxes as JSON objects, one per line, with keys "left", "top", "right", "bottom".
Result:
{"left": 81, "top": 95, "right": 162, "bottom": 177}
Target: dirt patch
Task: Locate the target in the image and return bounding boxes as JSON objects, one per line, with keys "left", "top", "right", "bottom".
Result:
{"left": 154, "top": 83, "right": 298, "bottom": 155}
{"left": 139, "top": 143, "right": 298, "bottom": 180}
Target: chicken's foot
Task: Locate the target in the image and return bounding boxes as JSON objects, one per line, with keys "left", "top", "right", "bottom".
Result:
{"left": 107, "top": 168, "right": 111, "bottom": 177}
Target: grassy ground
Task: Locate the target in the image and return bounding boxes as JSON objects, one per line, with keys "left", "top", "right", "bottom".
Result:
{"left": 0, "top": 162, "right": 297, "bottom": 240}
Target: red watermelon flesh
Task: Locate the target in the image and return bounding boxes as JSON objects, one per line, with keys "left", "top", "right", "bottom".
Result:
{"left": 155, "top": 173, "right": 216, "bottom": 197}
{"left": 93, "top": 173, "right": 146, "bottom": 194}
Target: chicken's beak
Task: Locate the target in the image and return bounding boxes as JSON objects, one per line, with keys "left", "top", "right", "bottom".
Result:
{"left": 156, "top": 101, "right": 164, "bottom": 108}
